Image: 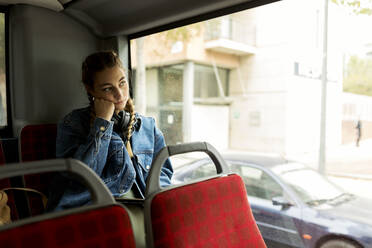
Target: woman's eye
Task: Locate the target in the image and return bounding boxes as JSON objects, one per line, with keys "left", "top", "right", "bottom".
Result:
{"left": 119, "top": 81, "right": 126, "bottom": 87}
{"left": 103, "top": 88, "right": 111, "bottom": 92}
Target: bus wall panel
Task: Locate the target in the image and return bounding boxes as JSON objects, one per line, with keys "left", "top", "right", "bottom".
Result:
{"left": 9, "top": 5, "right": 100, "bottom": 135}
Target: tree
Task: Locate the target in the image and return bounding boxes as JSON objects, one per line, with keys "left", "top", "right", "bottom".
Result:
{"left": 331, "top": 1, "right": 372, "bottom": 96}
{"left": 164, "top": 23, "right": 201, "bottom": 44}
{"left": 133, "top": 23, "right": 201, "bottom": 114}
{"left": 331, "top": 0, "right": 372, "bottom": 15}
{"left": 343, "top": 55, "right": 372, "bottom": 96}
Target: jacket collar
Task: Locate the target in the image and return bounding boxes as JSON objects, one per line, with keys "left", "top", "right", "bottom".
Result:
{"left": 133, "top": 113, "right": 142, "bottom": 131}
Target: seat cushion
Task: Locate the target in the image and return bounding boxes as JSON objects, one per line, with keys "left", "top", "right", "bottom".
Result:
{"left": 0, "top": 205, "right": 136, "bottom": 248}
{"left": 150, "top": 174, "right": 266, "bottom": 248}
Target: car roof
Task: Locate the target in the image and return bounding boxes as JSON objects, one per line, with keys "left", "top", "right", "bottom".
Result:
{"left": 221, "top": 152, "right": 291, "bottom": 169}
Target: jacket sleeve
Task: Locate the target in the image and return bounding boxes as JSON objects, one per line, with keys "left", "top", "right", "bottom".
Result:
{"left": 153, "top": 125, "right": 173, "bottom": 186}
{"left": 56, "top": 114, "right": 113, "bottom": 176}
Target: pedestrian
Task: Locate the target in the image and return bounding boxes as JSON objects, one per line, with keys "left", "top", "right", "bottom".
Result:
{"left": 356, "top": 119, "right": 362, "bottom": 147}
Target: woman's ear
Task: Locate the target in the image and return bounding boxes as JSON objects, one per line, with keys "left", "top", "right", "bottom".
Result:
{"left": 84, "top": 84, "right": 94, "bottom": 96}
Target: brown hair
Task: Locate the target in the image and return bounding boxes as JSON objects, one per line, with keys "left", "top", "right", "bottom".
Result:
{"left": 82, "top": 51, "right": 135, "bottom": 141}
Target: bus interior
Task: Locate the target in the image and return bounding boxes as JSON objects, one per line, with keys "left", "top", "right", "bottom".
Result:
{"left": 0, "top": 0, "right": 372, "bottom": 247}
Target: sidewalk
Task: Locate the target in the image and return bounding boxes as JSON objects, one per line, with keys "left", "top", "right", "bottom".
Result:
{"left": 326, "top": 139, "right": 372, "bottom": 179}
{"left": 288, "top": 139, "right": 372, "bottom": 180}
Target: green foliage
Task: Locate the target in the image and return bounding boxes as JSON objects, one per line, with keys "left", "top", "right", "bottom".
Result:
{"left": 331, "top": 0, "right": 372, "bottom": 15}
{"left": 165, "top": 23, "right": 201, "bottom": 43}
{"left": 343, "top": 55, "right": 372, "bottom": 96}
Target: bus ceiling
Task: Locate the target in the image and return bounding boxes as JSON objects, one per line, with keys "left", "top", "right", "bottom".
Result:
{"left": 0, "top": 0, "right": 280, "bottom": 38}
{"left": 0, "top": 0, "right": 68, "bottom": 11}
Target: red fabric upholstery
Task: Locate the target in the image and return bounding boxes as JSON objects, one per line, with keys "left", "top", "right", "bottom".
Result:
{"left": 20, "top": 124, "right": 57, "bottom": 216}
{"left": 0, "top": 140, "right": 18, "bottom": 220}
{"left": 20, "top": 124, "right": 57, "bottom": 162}
{"left": 0, "top": 141, "right": 5, "bottom": 164}
{"left": 0, "top": 205, "right": 136, "bottom": 248}
{"left": 151, "top": 174, "right": 266, "bottom": 248}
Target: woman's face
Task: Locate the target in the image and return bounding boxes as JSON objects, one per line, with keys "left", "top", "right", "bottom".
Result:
{"left": 88, "top": 65, "right": 129, "bottom": 113}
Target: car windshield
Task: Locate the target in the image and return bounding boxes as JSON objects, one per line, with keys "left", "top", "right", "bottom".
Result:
{"left": 273, "top": 163, "right": 345, "bottom": 205}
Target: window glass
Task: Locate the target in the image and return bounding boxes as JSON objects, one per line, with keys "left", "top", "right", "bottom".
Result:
{"left": 0, "top": 13, "right": 6, "bottom": 127}
{"left": 130, "top": 2, "right": 372, "bottom": 197}
{"left": 194, "top": 64, "right": 229, "bottom": 99}
{"left": 274, "top": 163, "right": 344, "bottom": 204}
{"left": 131, "top": 0, "right": 372, "bottom": 245}
{"left": 188, "top": 161, "right": 216, "bottom": 180}
{"left": 231, "top": 164, "right": 283, "bottom": 200}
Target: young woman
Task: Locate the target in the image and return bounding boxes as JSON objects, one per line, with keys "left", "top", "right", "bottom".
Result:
{"left": 51, "top": 51, "right": 173, "bottom": 210}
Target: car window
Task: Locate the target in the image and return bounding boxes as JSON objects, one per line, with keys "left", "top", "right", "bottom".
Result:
{"left": 231, "top": 164, "right": 283, "bottom": 200}
{"left": 186, "top": 161, "right": 216, "bottom": 180}
{"left": 274, "top": 163, "right": 345, "bottom": 204}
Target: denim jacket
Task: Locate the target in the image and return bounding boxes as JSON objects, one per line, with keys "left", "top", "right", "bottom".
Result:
{"left": 54, "top": 107, "right": 173, "bottom": 210}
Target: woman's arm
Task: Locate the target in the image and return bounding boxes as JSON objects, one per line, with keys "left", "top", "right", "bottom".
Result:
{"left": 56, "top": 113, "right": 113, "bottom": 176}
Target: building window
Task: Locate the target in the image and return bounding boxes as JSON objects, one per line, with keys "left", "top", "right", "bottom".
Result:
{"left": 194, "top": 64, "right": 229, "bottom": 99}
{"left": 159, "top": 65, "right": 183, "bottom": 105}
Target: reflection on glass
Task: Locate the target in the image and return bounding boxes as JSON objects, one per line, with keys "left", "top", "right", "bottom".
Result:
{"left": 275, "top": 163, "right": 344, "bottom": 205}
{"left": 232, "top": 164, "right": 283, "bottom": 200}
{"left": 130, "top": 1, "right": 372, "bottom": 245}
{"left": 0, "top": 13, "right": 6, "bottom": 127}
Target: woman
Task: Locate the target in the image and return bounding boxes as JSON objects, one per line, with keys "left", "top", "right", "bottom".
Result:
{"left": 51, "top": 51, "right": 173, "bottom": 210}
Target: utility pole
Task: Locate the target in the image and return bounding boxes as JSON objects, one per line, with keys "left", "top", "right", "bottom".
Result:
{"left": 135, "top": 37, "right": 146, "bottom": 115}
{"left": 319, "top": 0, "right": 329, "bottom": 175}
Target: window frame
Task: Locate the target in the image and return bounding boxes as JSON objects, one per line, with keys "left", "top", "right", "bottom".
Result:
{"left": 0, "top": 6, "right": 12, "bottom": 138}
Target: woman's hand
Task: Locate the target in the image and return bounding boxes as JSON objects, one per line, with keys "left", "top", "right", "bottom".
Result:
{"left": 94, "top": 98, "right": 115, "bottom": 121}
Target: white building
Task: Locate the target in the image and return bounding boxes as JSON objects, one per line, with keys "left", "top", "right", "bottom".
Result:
{"left": 132, "top": 0, "right": 344, "bottom": 155}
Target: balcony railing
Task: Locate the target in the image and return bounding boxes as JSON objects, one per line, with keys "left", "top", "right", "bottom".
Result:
{"left": 204, "top": 16, "right": 257, "bottom": 55}
{"left": 204, "top": 17, "right": 256, "bottom": 46}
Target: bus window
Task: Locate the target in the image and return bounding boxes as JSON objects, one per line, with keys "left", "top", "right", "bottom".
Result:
{"left": 130, "top": 1, "right": 372, "bottom": 247}
{"left": 0, "top": 13, "right": 6, "bottom": 127}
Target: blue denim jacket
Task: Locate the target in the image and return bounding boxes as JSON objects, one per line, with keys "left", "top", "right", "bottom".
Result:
{"left": 54, "top": 107, "right": 173, "bottom": 209}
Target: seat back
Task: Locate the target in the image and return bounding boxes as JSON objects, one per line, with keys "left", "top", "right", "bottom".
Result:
{"left": 19, "top": 124, "right": 57, "bottom": 162}
{"left": 19, "top": 124, "right": 57, "bottom": 216}
{"left": 0, "top": 205, "right": 135, "bottom": 248}
{"left": 0, "top": 159, "right": 136, "bottom": 248}
{"left": 145, "top": 142, "right": 266, "bottom": 248}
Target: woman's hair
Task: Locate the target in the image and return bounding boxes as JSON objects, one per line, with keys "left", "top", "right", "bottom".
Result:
{"left": 82, "top": 51, "right": 135, "bottom": 141}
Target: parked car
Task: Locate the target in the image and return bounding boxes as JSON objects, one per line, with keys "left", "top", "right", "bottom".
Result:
{"left": 172, "top": 152, "right": 372, "bottom": 248}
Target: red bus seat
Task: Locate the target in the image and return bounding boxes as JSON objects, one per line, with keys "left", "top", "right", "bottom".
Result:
{"left": 0, "top": 159, "right": 136, "bottom": 248}
{"left": 0, "top": 205, "right": 135, "bottom": 248}
{"left": 20, "top": 124, "right": 57, "bottom": 162}
{"left": 19, "top": 124, "right": 57, "bottom": 216}
{"left": 145, "top": 142, "right": 266, "bottom": 248}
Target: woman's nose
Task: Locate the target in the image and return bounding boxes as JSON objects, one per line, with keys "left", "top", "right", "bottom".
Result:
{"left": 113, "top": 87, "right": 123, "bottom": 99}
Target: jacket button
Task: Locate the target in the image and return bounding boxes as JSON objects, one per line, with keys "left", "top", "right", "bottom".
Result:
{"left": 100, "top": 126, "right": 105, "bottom": 131}
{"left": 146, "top": 165, "right": 150, "bottom": 170}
